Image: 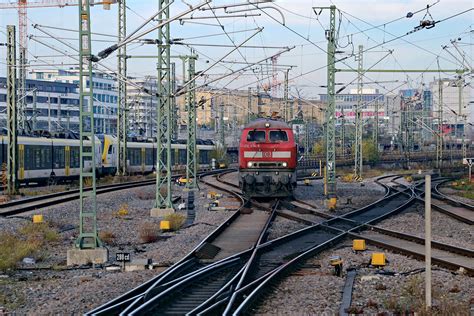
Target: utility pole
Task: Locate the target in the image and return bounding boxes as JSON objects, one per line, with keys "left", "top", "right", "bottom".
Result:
{"left": 154, "top": 0, "right": 173, "bottom": 210}
{"left": 283, "top": 68, "right": 289, "bottom": 121}
{"left": 116, "top": 0, "right": 127, "bottom": 176}
{"left": 186, "top": 55, "right": 198, "bottom": 190}
{"left": 75, "top": 0, "right": 102, "bottom": 249}
{"left": 354, "top": 45, "right": 363, "bottom": 181}
{"left": 436, "top": 80, "right": 443, "bottom": 169}
{"left": 247, "top": 87, "right": 251, "bottom": 124}
{"left": 6, "top": 25, "right": 18, "bottom": 195}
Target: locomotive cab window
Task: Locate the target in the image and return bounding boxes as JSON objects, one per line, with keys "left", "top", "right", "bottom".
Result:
{"left": 269, "top": 130, "right": 288, "bottom": 142}
{"left": 247, "top": 130, "right": 266, "bottom": 142}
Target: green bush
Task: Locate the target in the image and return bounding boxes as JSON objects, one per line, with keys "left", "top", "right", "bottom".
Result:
{"left": 163, "top": 213, "right": 186, "bottom": 231}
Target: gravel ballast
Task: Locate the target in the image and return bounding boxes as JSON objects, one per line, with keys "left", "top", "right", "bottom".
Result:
{"left": 0, "top": 179, "right": 236, "bottom": 314}
{"left": 254, "top": 240, "right": 473, "bottom": 315}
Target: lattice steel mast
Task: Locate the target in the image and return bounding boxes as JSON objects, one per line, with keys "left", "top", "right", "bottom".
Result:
{"left": 186, "top": 55, "right": 198, "bottom": 189}
{"left": 76, "top": 0, "right": 101, "bottom": 248}
{"left": 6, "top": 25, "right": 18, "bottom": 195}
{"left": 283, "top": 69, "right": 289, "bottom": 121}
{"left": 325, "top": 5, "right": 337, "bottom": 203}
{"left": 436, "top": 79, "right": 443, "bottom": 169}
{"left": 18, "top": 0, "right": 27, "bottom": 133}
{"left": 116, "top": 0, "right": 127, "bottom": 175}
{"left": 354, "top": 45, "right": 363, "bottom": 181}
{"left": 155, "top": 0, "right": 173, "bottom": 209}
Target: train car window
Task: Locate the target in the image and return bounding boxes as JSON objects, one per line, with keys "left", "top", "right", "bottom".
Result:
{"left": 179, "top": 149, "right": 186, "bottom": 164}
{"left": 269, "top": 131, "right": 288, "bottom": 142}
{"left": 200, "top": 150, "right": 209, "bottom": 164}
{"left": 70, "top": 147, "right": 80, "bottom": 168}
{"left": 146, "top": 148, "right": 154, "bottom": 165}
{"left": 247, "top": 130, "right": 266, "bottom": 142}
{"left": 54, "top": 146, "right": 66, "bottom": 168}
{"left": 108, "top": 144, "right": 113, "bottom": 154}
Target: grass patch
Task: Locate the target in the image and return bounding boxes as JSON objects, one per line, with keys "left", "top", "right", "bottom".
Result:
{"left": 383, "top": 275, "right": 471, "bottom": 315}
{"left": 139, "top": 223, "right": 160, "bottom": 243}
{"left": 98, "top": 230, "right": 116, "bottom": 246}
{"left": 163, "top": 213, "right": 186, "bottom": 231}
{"left": 449, "top": 178, "right": 473, "bottom": 200}
{"left": 0, "top": 222, "right": 58, "bottom": 271}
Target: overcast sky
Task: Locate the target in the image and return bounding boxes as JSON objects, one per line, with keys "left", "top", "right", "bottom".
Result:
{"left": 0, "top": 0, "right": 472, "bottom": 102}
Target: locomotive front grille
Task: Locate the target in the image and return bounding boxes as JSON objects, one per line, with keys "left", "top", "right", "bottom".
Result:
{"left": 258, "top": 162, "right": 278, "bottom": 167}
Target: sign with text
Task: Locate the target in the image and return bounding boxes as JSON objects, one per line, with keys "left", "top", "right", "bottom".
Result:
{"left": 116, "top": 252, "right": 131, "bottom": 262}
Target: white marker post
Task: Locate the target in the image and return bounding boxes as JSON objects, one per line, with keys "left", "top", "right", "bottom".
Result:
{"left": 425, "top": 174, "right": 432, "bottom": 310}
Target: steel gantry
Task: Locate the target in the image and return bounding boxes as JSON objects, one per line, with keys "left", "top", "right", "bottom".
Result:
{"left": 76, "top": 0, "right": 102, "bottom": 249}
{"left": 6, "top": 25, "right": 18, "bottom": 195}
{"left": 185, "top": 55, "right": 198, "bottom": 190}
{"left": 354, "top": 45, "right": 363, "bottom": 181}
{"left": 155, "top": 0, "right": 173, "bottom": 209}
{"left": 116, "top": 0, "right": 127, "bottom": 176}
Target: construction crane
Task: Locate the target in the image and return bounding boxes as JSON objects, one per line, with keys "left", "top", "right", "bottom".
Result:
{"left": 0, "top": 0, "right": 115, "bottom": 131}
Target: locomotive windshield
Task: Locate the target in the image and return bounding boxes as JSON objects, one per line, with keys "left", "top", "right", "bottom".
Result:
{"left": 247, "top": 130, "right": 266, "bottom": 142}
{"left": 269, "top": 130, "right": 288, "bottom": 142}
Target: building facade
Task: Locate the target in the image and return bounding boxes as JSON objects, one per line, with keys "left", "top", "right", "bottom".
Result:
{"left": 30, "top": 68, "right": 118, "bottom": 134}
{"left": 0, "top": 77, "right": 80, "bottom": 133}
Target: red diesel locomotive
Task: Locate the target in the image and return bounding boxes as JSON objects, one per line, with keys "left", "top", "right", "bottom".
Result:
{"left": 239, "top": 118, "right": 297, "bottom": 197}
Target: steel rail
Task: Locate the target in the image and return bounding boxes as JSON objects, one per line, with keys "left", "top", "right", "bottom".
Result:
{"left": 126, "top": 201, "right": 279, "bottom": 315}
{"left": 0, "top": 170, "right": 225, "bottom": 217}
{"left": 87, "top": 170, "right": 272, "bottom": 315}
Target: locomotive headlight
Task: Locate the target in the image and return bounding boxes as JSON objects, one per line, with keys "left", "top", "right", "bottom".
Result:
{"left": 247, "top": 161, "right": 253, "bottom": 168}
{"left": 282, "top": 162, "right": 288, "bottom": 167}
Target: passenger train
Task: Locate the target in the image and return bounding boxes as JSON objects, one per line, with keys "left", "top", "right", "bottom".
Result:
{"left": 0, "top": 132, "right": 215, "bottom": 185}
{"left": 239, "top": 118, "right": 297, "bottom": 198}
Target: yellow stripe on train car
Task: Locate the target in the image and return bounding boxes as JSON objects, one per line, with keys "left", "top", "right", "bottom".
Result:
{"left": 65, "top": 146, "right": 70, "bottom": 176}
{"left": 19, "top": 144, "right": 25, "bottom": 180}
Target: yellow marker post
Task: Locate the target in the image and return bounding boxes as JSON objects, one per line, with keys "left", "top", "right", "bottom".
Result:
{"left": 160, "top": 220, "right": 171, "bottom": 231}
{"left": 371, "top": 253, "right": 386, "bottom": 266}
{"left": 353, "top": 239, "right": 366, "bottom": 251}
{"left": 33, "top": 214, "right": 43, "bottom": 223}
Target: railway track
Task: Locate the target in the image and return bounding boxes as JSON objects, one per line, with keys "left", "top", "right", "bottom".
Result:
{"left": 388, "top": 176, "right": 474, "bottom": 224}
{"left": 88, "top": 172, "right": 472, "bottom": 315}
{"left": 219, "top": 176, "right": 474, "bottom": 315}
{"left": 0, "top": 170, "right": 226, "bottom": 217}
{"left": 87, "top": 171, "right": 278, "bottom": 315}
